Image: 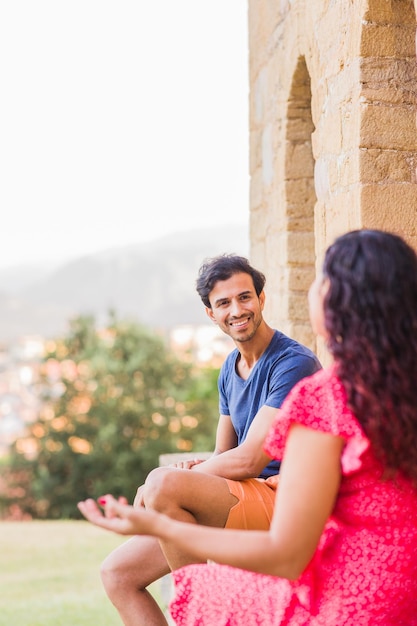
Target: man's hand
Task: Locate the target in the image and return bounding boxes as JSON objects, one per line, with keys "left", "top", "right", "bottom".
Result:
{"left": 169, "top": 458, "right": 206, "bottom": 470}
{"left": 191, "top": 407, "right": 278, "bottom": 479}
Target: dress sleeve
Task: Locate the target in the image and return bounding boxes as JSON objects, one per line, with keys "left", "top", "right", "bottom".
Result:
{"left": 263, "top": 368, "right": 370, "bottom": 475}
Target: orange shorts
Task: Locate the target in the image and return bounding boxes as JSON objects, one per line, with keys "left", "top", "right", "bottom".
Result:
{"left": 224, "top": 475, "right": 279, "bottom": 530}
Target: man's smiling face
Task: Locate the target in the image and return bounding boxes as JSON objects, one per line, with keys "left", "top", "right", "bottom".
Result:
{"left": 206, "top": 272, "right": 265, "bottom": 343}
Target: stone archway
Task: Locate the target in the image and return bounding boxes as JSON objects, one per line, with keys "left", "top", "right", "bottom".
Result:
{"left": 284, "top": 56, "right": 316, "bottom": 351}
{"left": 249, "top": 0, "right": 417, "bottom": 357}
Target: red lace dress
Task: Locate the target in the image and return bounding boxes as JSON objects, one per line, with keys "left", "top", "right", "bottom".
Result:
{"left": 170, "top": 368, "right": 417, "bottom": 626}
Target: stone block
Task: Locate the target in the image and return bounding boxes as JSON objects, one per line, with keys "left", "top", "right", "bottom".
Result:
{"left": 287, "top": 265, "right": 316, "bottom": 291}
{"left": 288, "top": 292, "right": 309, "bottom": 321}
{"left": 285, "top": 141, "right": 315, "bottom": 179}
{"left": 359, "top": 148, "right": 414, "bottom": 183}
{"left": 287, "top": 231, "right": 315, "bottom": 265}
{"left": 286, "top": 214, "right": 315, "bottom": 234}
{"left": 360, "top": 59, "right": 417, "bottom": 107}
{"left": 250, "top": 168, "right": 265, "bottom": 211}
{"left": 365, "top": 0, "right": 415, "bottom": 23}
{"left": 285, "top": 178, "right": 316, "bottom": 217}
{"left": 361, "top": 184, "right": 417, "bottom": 232}
{"left": 288, "top": 322, "right": 316, "bottom": 353}
{"left": 360, "top": 104, "right": 417, "bottom": 151}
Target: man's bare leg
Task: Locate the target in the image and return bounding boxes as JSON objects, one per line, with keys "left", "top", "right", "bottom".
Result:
{"left": 143, "top": 467, "right": 238, "bottom": 570}
{"left": 101, "top": 534, "right": 170, "bottom": 626}
{"left": 100, "top": 468, "right": 238, "bottom": 625}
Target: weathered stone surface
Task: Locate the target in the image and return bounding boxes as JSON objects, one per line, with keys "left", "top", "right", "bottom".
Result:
{"left": 248, "top": 0, "right": 417, "bottom": 361}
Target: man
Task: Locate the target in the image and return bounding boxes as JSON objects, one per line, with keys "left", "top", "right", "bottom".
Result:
{"left": 100, "top": 254, "right": 321, "bottom": 626}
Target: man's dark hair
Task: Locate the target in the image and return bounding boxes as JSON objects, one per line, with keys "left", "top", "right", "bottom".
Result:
{"left": 196, "top": 254, "right": 266, "bottom": 308}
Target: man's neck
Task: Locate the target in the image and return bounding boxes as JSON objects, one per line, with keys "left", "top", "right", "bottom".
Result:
{"left": 235, "top": 323, "right": 274, "bottom": 377}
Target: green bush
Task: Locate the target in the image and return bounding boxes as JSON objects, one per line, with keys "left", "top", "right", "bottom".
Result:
{"left": 2, "top": 314, "right": 219, "bottom": 519}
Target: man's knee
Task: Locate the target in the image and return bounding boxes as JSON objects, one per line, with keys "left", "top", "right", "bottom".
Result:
{"left": 100, "top": 550, "right": 126, "bottom": 596}
{"left": 143, "top": 466, "right": 185, "bottom": 513}
{"left": 100, "top": 542, "right": 149, "bottom": 596}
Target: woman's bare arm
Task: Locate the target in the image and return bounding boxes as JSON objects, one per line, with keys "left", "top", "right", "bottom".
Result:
{"left": 78, "top": 425, "right": 344, "bottom": 580}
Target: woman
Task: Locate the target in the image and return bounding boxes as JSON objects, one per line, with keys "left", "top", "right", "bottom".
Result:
{"left": 78, "top": 229, "right": 417, "bottom": 625}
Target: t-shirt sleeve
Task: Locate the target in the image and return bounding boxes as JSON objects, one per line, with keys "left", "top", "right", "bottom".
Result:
{"left": 264, "top": 351, "right": 321, "bottom": 409}
{"left": 263, "top": 369, "right": 370, "bottom": 474}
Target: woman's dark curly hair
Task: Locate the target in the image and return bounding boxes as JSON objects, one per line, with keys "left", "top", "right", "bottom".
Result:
{"left": 323, "top": 229, "right": 417, "bottom": 481}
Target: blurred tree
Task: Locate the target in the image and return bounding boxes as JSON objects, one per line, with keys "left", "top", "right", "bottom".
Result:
{"left": 1, "top": 314, "right": 219, "bottom": 519}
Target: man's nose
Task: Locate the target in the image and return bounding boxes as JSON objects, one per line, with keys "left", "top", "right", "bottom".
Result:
{"left": 230, "top": 299, "right": 244, "bottom": 316}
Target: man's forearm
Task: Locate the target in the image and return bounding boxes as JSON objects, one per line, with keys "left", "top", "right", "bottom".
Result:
{"left": 191, "top": 448, "right": 267, "bottom": 480}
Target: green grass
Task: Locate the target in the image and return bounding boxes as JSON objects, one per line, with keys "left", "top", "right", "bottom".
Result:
{"left": 0, "top": 520, "right": 163, "bottom": 626}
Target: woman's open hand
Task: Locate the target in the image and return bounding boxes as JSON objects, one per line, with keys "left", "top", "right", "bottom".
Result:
{"left": 77, "top": 494, "right": 157, "bottom": 536}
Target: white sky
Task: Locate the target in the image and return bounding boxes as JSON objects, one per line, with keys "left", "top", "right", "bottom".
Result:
{"left": 0, "top": 1, "right": 249, "bottom": 269}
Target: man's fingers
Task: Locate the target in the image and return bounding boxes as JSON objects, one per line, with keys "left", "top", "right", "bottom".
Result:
{"left": 169, "top": 458, "right": 204, "bottom": 470}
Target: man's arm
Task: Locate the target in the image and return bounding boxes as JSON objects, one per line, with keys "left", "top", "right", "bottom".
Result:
{"left": 212, "top": 414, "right": 238, "bottom": 455}
{"left": 191, "top": 405, "right": 278, "bottom": 480}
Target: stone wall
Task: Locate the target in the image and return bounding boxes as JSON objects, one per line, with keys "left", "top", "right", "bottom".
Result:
{"left": 248, "top": 0, "right": 417, "bottom": 360}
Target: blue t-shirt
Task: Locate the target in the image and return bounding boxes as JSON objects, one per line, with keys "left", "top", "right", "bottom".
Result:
{"left": 218, "top": 330, "right": 321, "bottom": 478}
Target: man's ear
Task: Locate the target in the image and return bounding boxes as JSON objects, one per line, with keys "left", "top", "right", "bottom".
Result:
{"left": 259, "top": 290, "right": 266, "bottom": 310}
{"left": 205, "top": 306, "right": 216, "bottom": 323}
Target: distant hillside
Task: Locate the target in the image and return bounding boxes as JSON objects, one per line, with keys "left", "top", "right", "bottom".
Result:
{"left": 0, "top": 225, "right": 249, "bottom": 343}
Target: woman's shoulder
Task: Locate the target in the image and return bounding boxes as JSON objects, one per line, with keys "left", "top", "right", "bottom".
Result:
{"left": 264, "top": 365, "right": 371, "bottom": 470}
{"left": 268, "top": 367, "right": 363, "bottom": 441}
{"left": 286, "top": 366, "right": 346, "bottom": 407}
